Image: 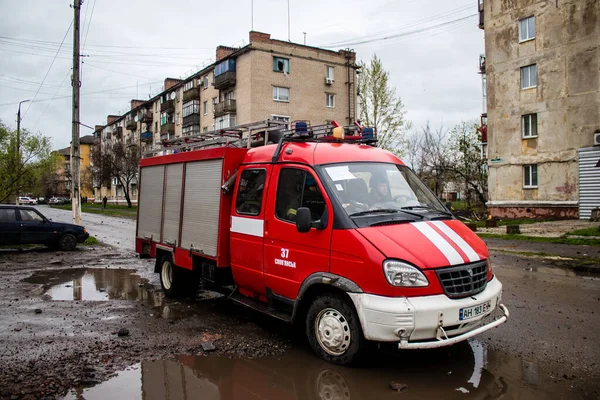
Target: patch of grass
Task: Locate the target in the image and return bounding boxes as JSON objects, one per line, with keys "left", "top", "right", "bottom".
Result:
{"left": 478, "top": 233, "right": 600, "bottom": 246}
{"left": 83, "top": 236, "right": 99, "bottom": 245}
{"left": 474, "top": 218, "right": 560, "bottom": 228}
{"left": 565, "top": 227, "right": 600, "bottom": 237}
{"left": 51, "top": 203, "right": 137, "bottom": 219}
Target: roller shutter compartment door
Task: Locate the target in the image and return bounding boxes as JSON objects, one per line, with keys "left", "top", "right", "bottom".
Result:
{"left": 162, "top": 163, "right": 184, "bottom": 245}
{"left": 137, "top": 165, "right": 165, "bottom": 239}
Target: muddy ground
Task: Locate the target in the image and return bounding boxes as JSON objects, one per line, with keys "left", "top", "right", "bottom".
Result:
{"left": 0, "top": 207, "right": 599, "bottom": 399}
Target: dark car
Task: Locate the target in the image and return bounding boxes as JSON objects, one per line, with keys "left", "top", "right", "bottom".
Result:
{"left": 0, "top": 205, "right": 89, "bottom": 250}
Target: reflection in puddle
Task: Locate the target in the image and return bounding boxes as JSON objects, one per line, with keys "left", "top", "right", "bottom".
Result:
{"left": 24, "top": 268, "right": 196, "bottom": 320}
{"left": 63, "top": 342, "right": 578, "bottom": 400}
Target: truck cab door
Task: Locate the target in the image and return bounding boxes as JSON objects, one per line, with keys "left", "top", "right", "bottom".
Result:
{"left": 230, "top": 165, "right": 271, "bottom": 298}
{"left": 263, "top": 165, "right": 333, "bottom": 301}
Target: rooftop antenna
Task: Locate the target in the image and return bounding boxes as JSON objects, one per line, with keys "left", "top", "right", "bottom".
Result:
{"left": 251, "top": 0, "right": 254, "bottom": 31}
{"left": 303, "top": 32, "right": 306, "bottom": 45}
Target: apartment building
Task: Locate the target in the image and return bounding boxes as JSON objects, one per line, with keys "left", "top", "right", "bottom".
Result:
{"left": 479, "top": 0, "right": 600, "bottom": 219}
{"left": 52, "top": 135, "right": 95, "bottom": 199}
{"left": 93, "top": 31, "right": 358, "bottom": 203}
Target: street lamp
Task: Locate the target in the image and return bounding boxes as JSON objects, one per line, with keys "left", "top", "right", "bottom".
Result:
{"left": 15, "top": 99, "right": 30, "bottom": 204}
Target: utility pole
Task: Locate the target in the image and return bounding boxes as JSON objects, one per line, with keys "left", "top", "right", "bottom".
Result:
{"left": 71, "top": 0, "right": 82, "bottom": 224}
{"left": 15, "top": 99, "right": 30, "bottom": 204}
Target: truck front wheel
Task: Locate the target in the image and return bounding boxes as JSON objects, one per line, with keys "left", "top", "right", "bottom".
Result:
{"left": 306, "top": 294, "right": 364, "bottom": 365}
{"left": 159, "top": 255, "right": 196, "bottom": 298}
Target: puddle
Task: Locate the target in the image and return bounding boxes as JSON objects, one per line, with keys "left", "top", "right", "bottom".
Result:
{"left": 63, "top": 341, "right": 582, "bottom": 400}
{"left": 23, "top": 268, "right": 197, "bottom": 320}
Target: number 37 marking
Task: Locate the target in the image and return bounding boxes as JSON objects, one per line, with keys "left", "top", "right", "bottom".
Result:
{"left": 281, "top": 248, "right": 289, "bottom": 258}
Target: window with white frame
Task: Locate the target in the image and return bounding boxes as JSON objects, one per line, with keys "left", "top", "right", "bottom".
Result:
{"left": 203, "top": 101, "right": 208, "bottom": 115}
{"left": 519, "top": 16, "right": 535, "bottom": 42}
{"left": 521, "top": 64, "right": 537, "bottom": 89}
{"left": 326, "top": 93, "right": 335, "bottom": 108}
{"left": 273, "top": 86, "right": 290, "bottom": 102}
{"left": 521, "top": 113, "right": 538, "bottom": 138}
{"left": 273, "top": 57, "right": 290, "bottom": 73}
{"left": 203, "top": 127, "right": 208, "bottom": 132}
{"left": 203, "top": 75, "right": 208, "bottom": 89}
{"left": 183, "top": 80, "right": 194, "bottom": 92}
{"left": 326, "top": 66, "right": 334, "bottom": 80}
{"left": 212, "top": 97, "right": 217, "bottom": 112}
{"left": 160, "top": 112, "right": 173, "bottom": 125}
{"left": 272, "top": 115, "right": 290, "bottom": 129}
{"left": 182, "top": 100, "right": 200, "bottom": 117}
{"left": 523, "top": 164, "right": 538, "bottom": 188}
{"left": 182, "top": 125, "right": 200, "bottom": 136}
{"left": 175, "top": 113, "right": 181, "bottom": 126}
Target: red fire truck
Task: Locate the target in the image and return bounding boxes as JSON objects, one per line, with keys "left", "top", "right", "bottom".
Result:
{"left": 135, "top": 120, "right": 508, "bottom": 364}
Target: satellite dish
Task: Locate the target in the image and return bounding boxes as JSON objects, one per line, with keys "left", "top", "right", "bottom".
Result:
{"left": 170, "top": 92, "right": 176, "bottom": 100}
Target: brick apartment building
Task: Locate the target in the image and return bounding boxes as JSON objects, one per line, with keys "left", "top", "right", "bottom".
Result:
{"left": 93, "top": 31, "right": 358, "bottom": 203}
{"left": 479, "top": 0, "right": 599, "bottom": 219}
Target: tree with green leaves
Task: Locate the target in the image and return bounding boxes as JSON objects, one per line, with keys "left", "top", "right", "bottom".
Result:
{"left": 357, "top": 54, "right": 411, "bottom": 156}
{"left": 0, "top": 120, "right": 54, "bottom": 203}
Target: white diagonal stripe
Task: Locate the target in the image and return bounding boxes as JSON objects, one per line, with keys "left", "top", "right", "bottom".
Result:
{"left": 430, "top": 221, "right": 481, "bottom": 262}
{"left": 412, "top": 222, "right": 464, "bottom": 265}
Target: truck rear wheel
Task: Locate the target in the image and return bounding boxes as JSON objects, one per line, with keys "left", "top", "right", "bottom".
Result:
{"left": 306, "top": 293, "right": 364, "bottom": 365}
{"left": 159, "top": 255, "right": 197, "bottom": 298}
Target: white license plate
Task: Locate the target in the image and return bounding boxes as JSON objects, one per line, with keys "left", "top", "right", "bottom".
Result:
{"left": 459, "top": 301, "right": 491, "bottom": 321}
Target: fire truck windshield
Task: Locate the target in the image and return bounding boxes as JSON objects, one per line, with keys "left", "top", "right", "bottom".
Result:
{"left": 321, "top": 163, "right": 449, "bottom": 218}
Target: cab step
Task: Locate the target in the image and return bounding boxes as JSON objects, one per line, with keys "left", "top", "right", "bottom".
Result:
{"left": 228, "top": 292, "right": 292, "bottom": 322}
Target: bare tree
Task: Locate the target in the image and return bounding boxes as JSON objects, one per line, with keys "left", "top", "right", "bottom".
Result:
{"left": 358, "top": 54, "right": 411, "bottom": 157}
{"left": 409, "top": 124, "right": 453, "bottom": 197}
{"left": 447, "top": 121, "right": 488, "bottom": 207}
{"left": 91, "top": 135, "right": 139, "bottom": 208}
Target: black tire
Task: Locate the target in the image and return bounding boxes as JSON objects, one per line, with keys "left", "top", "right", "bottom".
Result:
{"left": 57, "top": 233, "right": 77, "bottom": 251}
{"left": 305, "top": 293, "right": 364, "bottom": 365}
{"left": 159, "top": 255, "right": 198, "bottom": 298}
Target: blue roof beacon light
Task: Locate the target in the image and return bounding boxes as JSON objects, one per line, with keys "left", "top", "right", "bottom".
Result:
{"left": 295, "top": 121, "right": 310, "bottom": 137}
{"left": 362, "top": 127, "right": 374, "bottom": 141}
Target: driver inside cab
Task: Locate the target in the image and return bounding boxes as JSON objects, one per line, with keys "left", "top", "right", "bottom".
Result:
{"left": 369, "top": 175, "right": 391, "bottom": 204}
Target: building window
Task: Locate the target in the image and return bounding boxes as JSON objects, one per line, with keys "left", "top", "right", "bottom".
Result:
{"left": 273, "top": 86, "right": 290, "bottom": 102}
{"left": 523, "top": 164, "right": 538, "bottom": 188}
{"left": 182, "top": 125, "right": 200, "bottom": 136}
{"left": 160, "top": 112, "right": 173, "bottom": 125}
{"left": 212, "top": 97, "right": 217, "bottom": 112}
{"left": 272, "top": 115, "right": 290, "bottom": 129}
{"left": 183, "top": 80, "right": 194, "bottom": 91}
{"left": 215, "top": 59, "right": 235, "bottom": 77}
{"left": 203, "top": 127, "right": 208, "bottom": 132}
{"left": 276, "top": 168, "right": 325, "bottom": 223}
{"left": 326, "top": 94, "right": 335, "bottom": 108}
{"left": 236, "top": 169, "right": 266, "bottom": 216}
{"left": 203, "top": 101, "right": 208, "bottom": 115}
{"left": 521, "top": 113, "right": 538, "bottom": 138}
{"left": 203, "top": 75, "right": 208, "bottom": 89}
{"left": 273, "top": 57, "right": 290, "bottom": 73}
{"left": 326, "top": 66, "right": 334, "bottom": 80}
{"left": 215, "top": 114, "right": 236, "bottom": 130}
{"left": 175, "top": 113, "right": 181, "bottom": 125}
{"left": 521, "top": 64, "right": 537, "bottom": 89}
{"left": 182, "top": 100, "right": 200, "bottom": 117}
{"left": 519, "top": 16, "right": 535, "bottom": 42}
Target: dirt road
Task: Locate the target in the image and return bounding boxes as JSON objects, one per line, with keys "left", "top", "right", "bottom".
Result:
{"left": 0, "top": 211, "right": 598, "bottom": 399}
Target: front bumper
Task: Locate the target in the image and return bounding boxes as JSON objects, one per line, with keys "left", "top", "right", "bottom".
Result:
{"left": 347, "top": 277, "right": 508, "bottom": 348}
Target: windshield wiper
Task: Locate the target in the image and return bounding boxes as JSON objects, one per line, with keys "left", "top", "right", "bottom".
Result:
{"left": 350, "top": 208, "right": 424, "bottom": 219}
{"left": 401, "top": 205, "right": 453, "bottom": 217}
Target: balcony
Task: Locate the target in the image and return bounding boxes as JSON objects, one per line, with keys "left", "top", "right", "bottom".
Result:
{"left": 113, "top": 127, "right": 123, "bottom": 138}
{"left": 141, "top": 110, "right": 153, "bottom": 122}
{"left": 183, "top": 88, "right": 200, "bottom": 102}
{"left": 214, "top": 99, "right": 236, "bottom": 117}
{"left": 183, "top": 113, "right": 200, "bottom": 127}
{"left": 160, "top": 122, "right": 175, "bottom": 136}
{"left": 161, "top": 99, "right": 175, "bottom": 113}
{"left": 478, "top": 0, "right": 484, "bottom": 29}
{"left": 140, "top": 131, "right": 153, "bottom": 143}
{"left": 214, "top": 70, "right": 236, "bottom": 90}
{"left": 126, "top": 119, "right": 137, "bottom": 131}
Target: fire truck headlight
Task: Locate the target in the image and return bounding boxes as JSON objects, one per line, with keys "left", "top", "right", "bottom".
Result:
{"left": 383, "top": 260, "right": 429, "bottom": 287}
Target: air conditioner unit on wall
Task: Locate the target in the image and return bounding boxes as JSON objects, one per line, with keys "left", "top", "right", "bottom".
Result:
{"left": 594, "top": 132, "right": 600, "bottom": 146}
{"left": 325, "top": 77, "right": 334, "bottom": 85}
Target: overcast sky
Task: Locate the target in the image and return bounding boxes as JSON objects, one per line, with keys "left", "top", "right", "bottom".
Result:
{"left": 0, "top": 0, "right": 484, "bottom": 151}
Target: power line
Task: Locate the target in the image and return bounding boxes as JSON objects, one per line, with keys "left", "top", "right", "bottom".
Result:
{"left": 21, "top": 19, "right": 74, "bottom": 120}
{"left": 0, "top": 35, "right": 215, "bottom": 50}
{"left": 82, "top": 0, "right": 96, "bottom": 50}
{"left": 32, "top": 69, "right": 72, "bottom": 130}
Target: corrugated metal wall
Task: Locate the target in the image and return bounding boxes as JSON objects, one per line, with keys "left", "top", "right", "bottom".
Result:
{"left": 578, "top": 147, "right": 600, "bottom": 219}
{"left": 137, "top": 165, "right": 165, "bottom": 239}
{"left": 162, "top": 163, "right": 184, "bottom": 245}
{"left": 180, "top": 159, "right": 223, "bottom": 256}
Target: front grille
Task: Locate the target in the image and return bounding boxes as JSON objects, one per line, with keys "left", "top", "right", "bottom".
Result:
{"left": 435, "top": 261, "right": 488, "bottom": 299}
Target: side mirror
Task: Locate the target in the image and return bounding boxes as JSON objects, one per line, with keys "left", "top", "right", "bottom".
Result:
{"left": 296, "top": 207, "right": 312, "bottom": 233}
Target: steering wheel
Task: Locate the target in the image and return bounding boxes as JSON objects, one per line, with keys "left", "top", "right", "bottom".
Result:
{"left": 392, "top": 194, "right": 409, "bottom": 203}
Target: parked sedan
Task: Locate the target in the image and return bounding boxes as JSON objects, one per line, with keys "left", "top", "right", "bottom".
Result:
{"left": 0, "top": 205, "right": 89, "bottom": 250}
{"left": 18, "top": 196, "right": 37, "bottom": 205}
{"left": 49, "top": 197, "right": 66, "bottom": 205}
